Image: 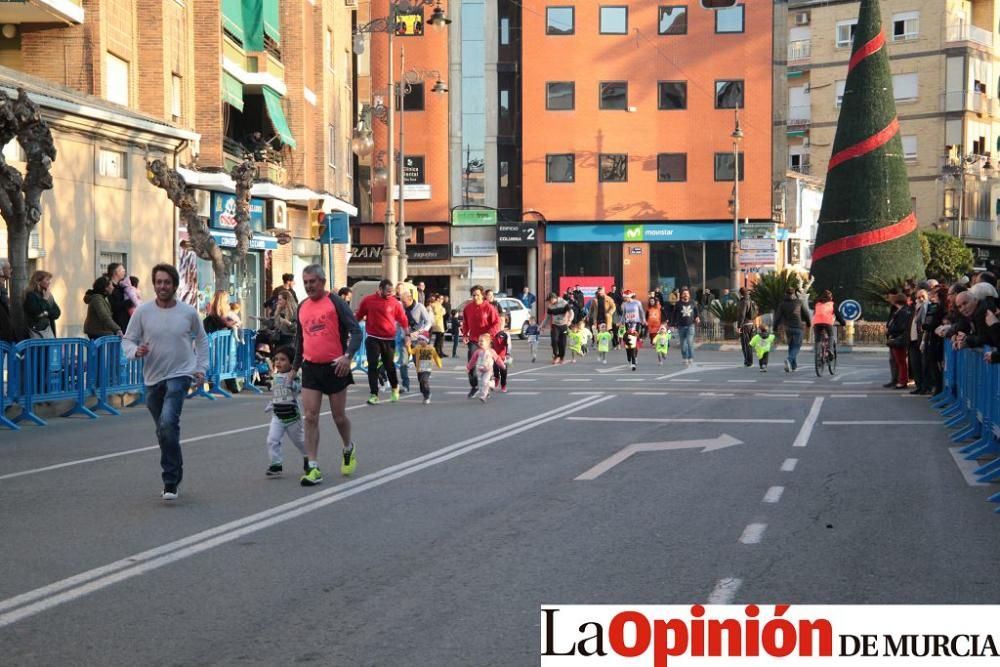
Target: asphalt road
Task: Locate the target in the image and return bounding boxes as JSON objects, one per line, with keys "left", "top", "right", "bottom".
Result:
{"left": 1, "top": 343, "right": 998, "bottom": 665}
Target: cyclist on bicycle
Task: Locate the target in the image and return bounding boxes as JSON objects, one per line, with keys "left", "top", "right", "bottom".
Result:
{"left": 812, "top": 289, "right": 846, "bottom": 355}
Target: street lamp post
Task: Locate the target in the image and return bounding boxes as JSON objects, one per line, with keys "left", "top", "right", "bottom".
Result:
{"left": 730, "top": 110, "right": 744, "bottom": 292}
{"left": 353, "top": 0, "right": 450, "bottom": 284}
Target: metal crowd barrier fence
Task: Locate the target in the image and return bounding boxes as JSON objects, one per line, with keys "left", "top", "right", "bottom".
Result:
{"left": 12, "top": 337, "right": 98, "bottom": 427}
{"left": 0, "top": 341, "right": 17, "bottom": 431}
{"left": 197, "top": 329, "right": 262, "bottom": 400}
{"left": 932, "top": 344, "right": 1000, "bottom": 511}
{"left": 90, "top": 335, "right": 146, "bottom": 415}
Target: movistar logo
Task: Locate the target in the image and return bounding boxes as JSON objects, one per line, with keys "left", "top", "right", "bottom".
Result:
{"left": 625, "top": 224, "right": 644, "bottom": 241}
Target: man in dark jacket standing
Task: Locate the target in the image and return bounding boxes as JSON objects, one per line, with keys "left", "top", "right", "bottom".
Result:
{"left": 736, "top": 288, "right": 757, "bottom": 367}
{"left": 773, "top": 288, "right": 811, "bottom": 372}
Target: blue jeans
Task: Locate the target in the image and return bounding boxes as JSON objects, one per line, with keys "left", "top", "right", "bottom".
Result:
{"left": 146, "top": 376, "right": 189, "bottom": 487}
{"left": 678, "top": 325, "right": 696, "bottom": 360}
{"left": 787, "top": 328, "right": 804, "bottom": 370}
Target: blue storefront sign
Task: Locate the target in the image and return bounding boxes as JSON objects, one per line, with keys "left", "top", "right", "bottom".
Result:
{"left": 546, "top": 223, "right": 736, "bottom": 243}
{"left": 211, "top": 192, "right": 266, "bottom": 232}
{"left": 209, "top": 230, "right": 278, "bottom": 250}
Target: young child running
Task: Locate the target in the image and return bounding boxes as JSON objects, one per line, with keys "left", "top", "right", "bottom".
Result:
{"left": 653, "top": 325, "right": 673, "bottom": 365}
{"left": 524, "top": 317, "right": 541, "bottom": 363}
{"left": 492, "top": 330, "right": 511, "bottom": 392}
{"left": 411, "top": 333, "right": 442, "bottom": 404}
{"left": 749, "top": 325, "right": 777, "bottom": 372}
{"left": 467, "top": 333, "right": 505, "bottom": 402}
{"left": 264, "top": 347, "right": 307, "bottom": 477}
{"left": 595, "top": 323, "right": 613, "bottom": 364}
{"left": 622, "top": 324, "right": 640, "bottom": 371}
{"left": 567, "top": 322, "right": 585, "bottom": 363}
{"left": 579, "top": 323, "right": 592, "bottom": 356}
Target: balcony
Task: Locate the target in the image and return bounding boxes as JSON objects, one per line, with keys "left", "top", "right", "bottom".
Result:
{"left": 957, "top": 217, "right": 998, "bottom": 242}
{"left": 787, "top": 104, "right": 811, "bottom": 128}
{"left": 940, "top": 90, "right": 999, "bottom": 115}
{"left": 787, "top": 40, "right": 811, "bottom": 62}
{"left": 789, "top": 156, "right": 811, "bottom": 175}
{"left": 0, "top": 0, "right": 83, "bottom": 25}
{"left": 945, "top": 21, "right": 995, "bottom": 49}
{"left": 223, "top": 136, "right": 287, "bottom": 184}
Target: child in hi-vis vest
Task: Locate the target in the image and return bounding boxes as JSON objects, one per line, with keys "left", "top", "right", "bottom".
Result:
{"left": 653, "top": 325, "right": 673, "bottom": 365}
{"left": 749, "top": 325, "right": 777, "bottom": 372}
{"left": 411, "top": 333, "right": 443, "bottom": 404}
{"left": 595, "top": 324, "right": 613, "bottom": 365}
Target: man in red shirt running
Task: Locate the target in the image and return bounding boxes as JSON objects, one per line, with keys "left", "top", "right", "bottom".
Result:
{"left": 292, "top": 264, "right": 362, "bottom": 486}
{"left": 460, "top": 284, "right": 501, "bottom": 398}
{"left": 355, "top": 278, "right": 409, "bottom": 405}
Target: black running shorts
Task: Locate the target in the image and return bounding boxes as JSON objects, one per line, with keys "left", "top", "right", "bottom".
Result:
{"left": 301, "top": 360, "right": 355, "bottom": 395}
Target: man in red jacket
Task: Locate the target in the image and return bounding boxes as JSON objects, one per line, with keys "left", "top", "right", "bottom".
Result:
{"left": 460, "top": 284, "right": 501, "bottom": 398}
{"left": 355, "top": 278, "right": 409, "bottom": 405}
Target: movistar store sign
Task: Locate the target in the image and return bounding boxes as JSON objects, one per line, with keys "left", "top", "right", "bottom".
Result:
{"left": 547, "top": 223, "right": 735, "bottom": 243}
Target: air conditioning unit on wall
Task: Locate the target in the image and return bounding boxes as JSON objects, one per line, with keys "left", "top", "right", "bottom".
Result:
{"left": 266, "top": 199, "right": 288, "bottom": 230}
{"left": 795, "top": 12, "right": 810, "bottom": 25}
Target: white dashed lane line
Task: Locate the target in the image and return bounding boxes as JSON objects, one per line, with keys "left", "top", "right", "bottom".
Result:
{"left": 739, "top": 523, "right": 768, "bottom": 545}
{"left": 762, "top": 486, "right": 785, "bottom": 503}
{"left": 781, "top": 458, "right": 799, "bottom": 472}
{"left": 707, "top": 578, "right": 743, "bottom": 604}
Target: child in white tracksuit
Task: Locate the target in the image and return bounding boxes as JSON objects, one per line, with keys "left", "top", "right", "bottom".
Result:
{"left": 466, "top": 333, "right": 505, "bottom": 402}
{"left": 264, "top": 347, "right": 307, "bottom": 476}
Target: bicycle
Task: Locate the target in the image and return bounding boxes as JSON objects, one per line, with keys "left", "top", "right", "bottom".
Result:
{"left": 814, "top": 328, "right": 837, "bottom": 376}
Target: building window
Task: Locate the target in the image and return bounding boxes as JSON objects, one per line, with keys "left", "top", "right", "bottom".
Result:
{"left": 328, "top": 125, "right": 337, "bottom": 168}
{"left": 600, "top": 6, "right": 628, "bottom": 34}
{"left": 402, "top": 83, "right": 424, "bottom": 110}
{"left": 701, "top": 0, "right": 736, "bottom": 6}
{"left": 714, "top": 152, "right": 745, "bottom": 181}
{"left": 546, "top": 81, "right": 575, "bottom": 110}
{"left": 658, "top": 6, "right": 687, "bottom": 34}
{"left": 715, "top": 4, "right": 744, "bottom": 33}
{"left": 171, "top": 74, "right": 182, "bottom": 121}
{"left": 658, "top": 81, "right": 687, "bottom": 109}
{"left": 546, "top": 153, "right": 575, "bottom": 182}
{"left": 600, "top": 81, "right": 628, "bottom": 110}
{"left": 657, "top": 153, "right": 686, "bottom": 182}
{"left": 546, "top": 7, "right": 574, "bottom": 35}
{"left": 835, "top": 79, "right": 846, "bottom": 106}
{"left": 501, "top": 17, "right": 510, "bottom": 44}
{"left": 99, "top": 148, "right": 127, "bottom": 179}
{"left": 715, "top": 80, "right": 743, "bottom": 108}
{"left": 599, "top": 154, "right": 627, "bottom": 182}
{"left": 901, "top": 135, "right": 917, "bottom": 162}
{"left": 892, "top": 73, "right": 918, "bottom": 102}
{"left": 105, "top": 52, "right": 129, "bottom": 106}
{"left": 892, "top": 11, "right": 918, "bottom": 41}
{"left": 835, "top": 19, "right": 857, "bottom": 48}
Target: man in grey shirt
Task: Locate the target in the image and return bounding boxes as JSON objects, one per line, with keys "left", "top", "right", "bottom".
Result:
{"left": 123, "top": 263, "right": 208, "bottom": 501}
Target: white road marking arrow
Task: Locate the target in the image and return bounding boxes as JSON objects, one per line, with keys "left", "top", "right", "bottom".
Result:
{"left": 575, "top": 434, "right": 743, "bottom": 481}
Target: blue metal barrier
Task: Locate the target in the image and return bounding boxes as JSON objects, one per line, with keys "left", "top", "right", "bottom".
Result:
{"left": 0, "top": 341, "right": 18, "bottom": 430}
{"left": 238, "top": 329, "right": 263, "bottom": 395}
{"left": 198, "top": 330, "right": 263, "bottom": 400}
{"left": 90, "top": 336, "right": 146, "bottom": 415}
{"left": 13, "top": 337, "right": 97, "bottom": 426}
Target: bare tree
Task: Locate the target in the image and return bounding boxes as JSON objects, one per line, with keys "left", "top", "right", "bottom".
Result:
{"left": 146, "top": 159, "right": 255, "bottom": 299}
{"left": 0, "top": 89, "right": 57, "bottom": 337}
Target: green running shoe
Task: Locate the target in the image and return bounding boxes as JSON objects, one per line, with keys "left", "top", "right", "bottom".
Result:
{"left": 367, "top": 394, "right": 379, "bottom": 405}
{"left": 390, "top": 388, "right": 400, "bottom": 402}
{"left": 300, "top": 466, "right": 323, "bottom": 486}
{"left": 341, "top": 443, "right": 357, "bottom": 476}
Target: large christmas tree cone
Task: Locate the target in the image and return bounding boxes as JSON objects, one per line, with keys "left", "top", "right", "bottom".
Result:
{"left": 811, "top": 0, "right": 925, "bottom": 299}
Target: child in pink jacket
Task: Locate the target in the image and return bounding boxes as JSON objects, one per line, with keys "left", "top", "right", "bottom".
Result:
{"left": 466, "top": 333, "right": 505, "bottom": 402}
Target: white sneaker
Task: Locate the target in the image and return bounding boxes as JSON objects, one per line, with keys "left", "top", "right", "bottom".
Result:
{"left": 161, "top": 486, "right": 178, "bottom": 501}
{"left": 423, "top": 397, "right": 430, "bottom": 405}
{"left": 784, "top": 360, "right": 791, "bottom": 373}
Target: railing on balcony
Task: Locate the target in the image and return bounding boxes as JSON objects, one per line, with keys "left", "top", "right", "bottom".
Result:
{"left": 223, "top": 136, "right": 287, "bottom": 184}
{"left": 940, "top": 90, "right": 998, "bottom": 115}
{"left": 790, "top": 157, "right": 811, "bottom": 175}
{"left": 945, "top": 21, "right": 995, "bottom": 48}
{"left": 958, "top": 217, "right": 997, "bottom": 241}
{"left": 788, "top": 40, "right": 811, "bottom": 61}
{"left": 787, "top": 104, "right": 811, "bottom": 127}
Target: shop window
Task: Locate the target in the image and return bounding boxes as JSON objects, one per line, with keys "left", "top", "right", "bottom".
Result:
{"left": 600, "top": 6, "right": 628, "bottom": 34}
{"left": 714, "top": 152, "right": 745, "bottom": 181}
{"left": 715, "top": 4, "right": 744, "bottom": 33}
{"left": 659, "top": 6, "right": 687, "bottom": 34}
{"left": 657, "top": 153, "right": 687, "bottom": 182}
{"left": 546, "top": 7, "right": 574, "bottom": 35}
{"left": 599, "top": 153, "right": 628, "bottom": 182}
{"left": 658, "top": 81, "right": 687, "bottom": 109}
{"left": 715, "top": 80, "right": 743, "bottom": 108}
{"left": 546, "top": 153, "right": 575, "bottom": 182}
{"left": 546, "top": 81, "right": 575, "bottom": 110}
{"left": 600, "top": 81, "right": 628, "bottom": 110}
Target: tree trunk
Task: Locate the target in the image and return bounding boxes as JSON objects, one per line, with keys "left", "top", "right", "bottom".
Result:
{"left": 6, "top": 223, "right": 29, "bottom": 337}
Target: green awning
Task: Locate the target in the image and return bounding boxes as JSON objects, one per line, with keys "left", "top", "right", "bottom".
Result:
{"left": 222, "top": 72, "right": 244, "bottom": 111}
{"left": 262, "top": 86, "right": 295, "bottom": 148}
{"left": 241, "top": 0, "right": 264, "bottom": 51}
{"left": 222, "top": 0, "right": 245, "bottom": 42}
{"left": 263, "top": 0, "right": 280, "bottom": 43}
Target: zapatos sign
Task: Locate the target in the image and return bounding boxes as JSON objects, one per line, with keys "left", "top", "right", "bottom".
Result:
{"left": 541, "top": 605, "right": 1000, "bottom": 665}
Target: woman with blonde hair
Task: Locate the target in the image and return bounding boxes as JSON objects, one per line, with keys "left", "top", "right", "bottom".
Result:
{"left": 23, "top": 270, "right": 60, "bottom": 338}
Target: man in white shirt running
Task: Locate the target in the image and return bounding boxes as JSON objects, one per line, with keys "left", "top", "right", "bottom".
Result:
{"left": 123, "top": 263, "right": 209, "bottom": 501}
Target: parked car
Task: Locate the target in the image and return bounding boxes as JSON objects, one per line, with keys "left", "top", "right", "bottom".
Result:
{"left": 451, "top": 297, "right": 532, "bottom": 339}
